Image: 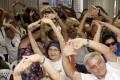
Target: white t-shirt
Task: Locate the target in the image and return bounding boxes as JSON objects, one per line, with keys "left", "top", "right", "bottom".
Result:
{"left": 47, "top": 57, "right": 70, "bottom": 80}
{"left": 74, "top": 47, "right": 89, "bottom": 64}
{"left": 1, "top": 27, "right": 21, "bottom": 63}
{"left": 50, "top": 57, "right": 66, "bottom": 78}
{"left": 0, "top": 27, "right": 7, "bottom": 55}
{"left": 81, "top": 62, "right": 120, "bottom": 80}
{"left": 5, "top": 33, "right": 20, "bottom": 63}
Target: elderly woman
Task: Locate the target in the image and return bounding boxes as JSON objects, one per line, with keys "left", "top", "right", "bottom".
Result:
{"left": 13, "top": 18, "right": 68, "bottom": 80}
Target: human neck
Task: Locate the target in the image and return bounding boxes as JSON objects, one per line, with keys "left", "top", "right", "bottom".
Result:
{"left": 51, "top": 56, "right": 61, "bottom": 62}
{"left": 97, "top": 73, "right": 106, "bottom": 80}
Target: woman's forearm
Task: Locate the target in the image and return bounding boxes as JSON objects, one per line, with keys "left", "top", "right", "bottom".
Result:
{"left": 41, "top": 58, "right": 64, "bottom": 80}
{"left": 101, "top": 22, "right": 120, "bottom": 36}
{"left": 9, "top": 25, "right": 21, "bottom": 34}
{"left": 40, "top": 24, "right": 49, "bottom": 47}
{"left": 56, "top": 16, "right": 69, "bottom": 41}
{"left": 49, "top": 22, "right": 65, "bottom": 49}
{"left": 62, "top": 56, "right": 75, "bottom": 79}
{"left": 100, "top": 11, "right": 113, "bottom": 24}
{"left": 13, "top": 72, "right": 22, "bottom": 80}
{"left": 28, "top": 30, "right": 43, "bottom": 55}
{"left": 78, "top": 15, "right": 87, "bottom": 32}
{"left": 93, "top": 24, "right": 102, "bottom": 42}
{"left": 82, "top": 38, "right": 117, "bottom": 61}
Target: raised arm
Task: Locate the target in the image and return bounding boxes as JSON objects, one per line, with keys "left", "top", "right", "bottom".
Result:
{"left": 39, "top": 23, "right": 49, "bottom": 48}
{"left": 78, "top": 11, "right": 88, "bottom": 33}
{"left": 12, "top": 1, "right": 25, "bottom": 15}
{"left": 27, "top": 23, "right": 64, "bottom": 79}
{"left": 19, "top": 20, "right": 41, "bottom": 48}
{"left": 63, "top": 42, "right": 83, "bottom": 80}
{"left": 98, "top": 21, "right": 120, "bottom": 41}
{"left": 41, "top": 18, "right": 77, "bottom": 79}
{"left": 13, "top": 58, "right": 32, "bottom": 80}
{"left": 64, "top": 38, "right": 117, "bottom": 62}
{"left": 3, "top": 18, "right": 21, "bottom": 34}
{"left": 98, "top": 8, "right": 113, "bottom": 23}
{"left": 27, "top": 20, "right": 45, "bottom": 55}
{"left": 41, "top": 18, "right": 65, "bottom": 49}
{"left": 49, "top": 7, "right": 69, "bottom": 42}
{"left": 78, "top": 6, "right": 99, "bottom": 32}
{"left": 93, "top": 20, "right": 102, "bottom": 42}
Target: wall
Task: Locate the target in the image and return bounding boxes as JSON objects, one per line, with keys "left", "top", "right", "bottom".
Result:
{"left": 0, "top": 0, "right": 119, "bottom": 17}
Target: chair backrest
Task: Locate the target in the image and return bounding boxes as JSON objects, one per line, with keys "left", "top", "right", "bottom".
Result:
{"left": 0, "top": 69, "right": 13, "bottom": 80}
{"left": 0, "top": 54, "right": 5, "bottom": 61}
{"left": 5, "top": 62, "right": 12, "bottom": 70}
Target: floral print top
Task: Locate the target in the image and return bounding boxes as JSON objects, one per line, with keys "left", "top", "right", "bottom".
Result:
{"left": 18, "top": 46, "right": 43, "bottom": 80}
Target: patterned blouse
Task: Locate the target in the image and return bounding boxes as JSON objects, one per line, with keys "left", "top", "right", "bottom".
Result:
{"left": 18, "top": 46, "right": 43, "bottom": 80}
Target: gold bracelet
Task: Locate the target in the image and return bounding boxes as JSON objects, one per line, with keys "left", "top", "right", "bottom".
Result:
{"left": 84, "top": 39, "right": 89, "bottom": 47}
{"left": 40, "top": 57, "right": 45, "bottom": 65}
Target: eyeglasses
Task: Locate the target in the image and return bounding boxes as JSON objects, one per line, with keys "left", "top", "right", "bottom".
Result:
{"left": 105, "top": 41, "right": 116, "bottom": 47}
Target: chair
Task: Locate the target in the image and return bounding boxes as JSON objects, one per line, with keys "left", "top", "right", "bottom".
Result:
{"left": 0, "top": 69, "right": 13, "bottom": 80}
{"left": 5, "top": 62, "right": 12, "bottom": 70}
{"left": 0, "top": 54, "right": 5, "bottom": 61}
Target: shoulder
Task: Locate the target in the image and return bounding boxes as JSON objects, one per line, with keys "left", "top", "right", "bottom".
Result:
{"left": 117, "top": 42, "right": 120, "bottom": 46}
{"left": 80, "top": 73, "right": 96, "bottom": 80}
{"left": 106, "top": 61, "right": 120, "bottom": 70}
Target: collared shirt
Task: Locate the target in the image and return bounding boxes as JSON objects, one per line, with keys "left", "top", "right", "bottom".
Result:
{"left": 0, "top": 27, "right": 7, "bottom": 55}
{"left": 81, "top": 62, "right": 120, "bottom": 80}
{"left": 5, "top": 33, "right": 20, "bottom": 63}
{"left": 0, "top": 27, "right": 21, "bottom": 63}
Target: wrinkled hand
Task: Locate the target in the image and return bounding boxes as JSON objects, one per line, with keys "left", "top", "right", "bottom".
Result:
{"left": 3, "top": 18, "right": 13, "bottom": 28}
{"left": 22, "top": 54, "right": 42, "bottom": 63}
{"left": 41, "top": 18, "right": 53, "bottom": 25}
{"left": 113, "top": 19, "right": 120, "bottom": 28}
{"left": 63, "top": 38, "right": 84, "bottom": 56}
{"left": 70, "top": 38, "right": 84, "bottom": 49}
{"left": 85, "top": 5, "right": 99, "bottom": 18}
{"left": 43, "top": 13, "right": 56, "bottom": 19}
{"left": 94, "top": 20, "right": 106, "bottom": 27}
{"left": 49, "top": 7, "right": 58, "bottom": 17}
{"left": 14, "top": 58, "right": 32, "bottom": 74}
{"left": 65, "top": 18, "right": 80, "bottom": 26}
{"left": 27, "top": 19, "right": 41, "bottom": 31}
{"left": 63, "top": 40, "right": 76, "bottom": 56}
{"left": 92, "top": 20, "right": 101, "bottom": 27}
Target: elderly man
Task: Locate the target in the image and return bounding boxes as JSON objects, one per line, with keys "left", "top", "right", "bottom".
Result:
{"left": 63, "top": 38, "right": 120, "bottom": 80}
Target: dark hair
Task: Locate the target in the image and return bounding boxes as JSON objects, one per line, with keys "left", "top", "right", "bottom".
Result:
{"left": 79, "top": 8, "right": 93, "bottom": 24}
{"left": 0, "top": 9, "right": 4, "bottom": 27}
{"left": 101, "top": 31, "right": 118, "bottom": 44}
{"left": 95, "top": 6, "right": 108, "bottom": 15}
{"left": 46, "top": 29, "right": 54, "bottom": 40}
{"left": 46, "top": 41, "right": 61, "bottom": 58}
{"left": 79, "top": 8, "right": 88, "bottom": 21}
{"left": 42, "top": 2, "right": 49, "bottom": 5}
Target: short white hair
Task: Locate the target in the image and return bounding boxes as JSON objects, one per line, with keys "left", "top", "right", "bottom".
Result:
{"left": 84, "top": 52, "right": 104, "bottom": 66}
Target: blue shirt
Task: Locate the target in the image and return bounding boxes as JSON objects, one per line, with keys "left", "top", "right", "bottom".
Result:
{"left": 115, "top": 42, "right": 120, "bottom": 56}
